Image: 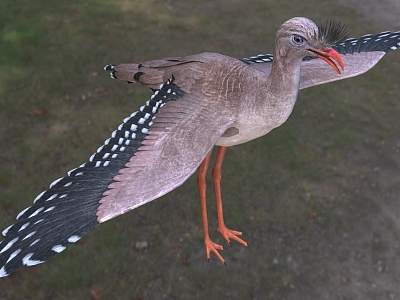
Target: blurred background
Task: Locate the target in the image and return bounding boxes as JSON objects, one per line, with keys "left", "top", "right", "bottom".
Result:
{"left": 1, "top": 0, "right": 400, "bottom": 299}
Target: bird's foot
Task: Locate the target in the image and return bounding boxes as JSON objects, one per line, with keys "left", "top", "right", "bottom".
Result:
{"left": 204, "top": 237, "right": 226, "bottom": 265}
{"left": 216, "top": 225, "right": 248, "bottom": 247}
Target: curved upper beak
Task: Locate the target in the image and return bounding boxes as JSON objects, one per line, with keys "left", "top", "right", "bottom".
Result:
{"left": 307, "top": 48, "right": 344, "bottom": 74}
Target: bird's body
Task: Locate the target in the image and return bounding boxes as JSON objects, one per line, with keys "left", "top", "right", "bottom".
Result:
{"left": 1, "top": 17, "right": 400, "bottom": 277}
{"left": 97, "top": 42, "right": 310, "bottom": 223}
{"left": 114, "top": 51, "right": 298, "bottom": 148}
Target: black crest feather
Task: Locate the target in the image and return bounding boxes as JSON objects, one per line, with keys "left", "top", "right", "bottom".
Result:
{"left": 318, "top": 20, "right": 348, "bottom": 47}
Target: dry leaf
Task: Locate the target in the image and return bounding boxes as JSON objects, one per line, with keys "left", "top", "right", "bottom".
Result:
{"left": 33, "top": 108, "right": 45, "bottom": 116}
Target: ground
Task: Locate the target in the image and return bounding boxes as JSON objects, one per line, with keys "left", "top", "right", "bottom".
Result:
{"left": 0, "top": 0, "right": 400, "bottom": 299}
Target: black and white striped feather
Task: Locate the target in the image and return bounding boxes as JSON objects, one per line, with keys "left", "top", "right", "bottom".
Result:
{"left": 0, "top": 79, "right": 185, "bottom": 277}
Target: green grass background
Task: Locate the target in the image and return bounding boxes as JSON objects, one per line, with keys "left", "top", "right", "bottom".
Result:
{"left": 0, "top": 0, "right": 400, "bottom": 299}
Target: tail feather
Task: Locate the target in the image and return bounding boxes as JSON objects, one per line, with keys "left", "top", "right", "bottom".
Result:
{"left": 103, "top": 64, "right": 115, "bottom": 71}
{"left": 104, "top": 54, "right": 207, "bottom": 90}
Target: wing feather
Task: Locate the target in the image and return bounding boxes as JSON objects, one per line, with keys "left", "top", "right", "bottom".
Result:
{"left": 97, "top": 91, "right": 233, "bottom": 222}
{"left": 298, "top": 51, "right": 385, "bottom": 89}
{"left": 0, "top": 77, "right": 232, "bottom": 277}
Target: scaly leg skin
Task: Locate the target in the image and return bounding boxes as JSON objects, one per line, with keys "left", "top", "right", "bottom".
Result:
{"left": 212, "top": 146, "right": 248, "bottom": 248}
{"left": 197, "top": 148, "right": 226, "bottom": 265}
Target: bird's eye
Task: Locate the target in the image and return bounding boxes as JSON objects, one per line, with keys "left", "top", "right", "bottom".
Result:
{"left": 291, "top": 35, "right": 304, "bottom": 45}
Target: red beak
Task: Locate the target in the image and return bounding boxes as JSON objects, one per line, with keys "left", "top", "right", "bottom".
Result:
{"left": 307, "top": 48, "right": 344, "bottom": 74}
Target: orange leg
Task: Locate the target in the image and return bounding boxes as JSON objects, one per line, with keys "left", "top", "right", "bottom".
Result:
{"left": 212, "top": 146, "right": 248, "bottom": 247}
{"left": 197, "top": 146, "right": 248, "bottom": 265}
{"left": 197, "top": 149, "right": 225, "bottom": 264}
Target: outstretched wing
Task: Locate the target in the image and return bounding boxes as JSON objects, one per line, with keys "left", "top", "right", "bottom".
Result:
{"left": 0, "top": 78, "right": 232, "bottom": 277}
{"left": 97, "top": 80, "right": 233, "bottom": 222}
{"left": 242, "top": 31, "right": 400, "bottom": 89}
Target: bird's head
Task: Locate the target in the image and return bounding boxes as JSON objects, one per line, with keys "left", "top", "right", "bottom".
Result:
{"left": 275, "top": 17, "right": 348, "bottom": 73}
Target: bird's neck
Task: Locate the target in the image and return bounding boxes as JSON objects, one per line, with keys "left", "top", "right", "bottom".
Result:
{"left": 253, "top": 48, "right": 304, "bottom": 128}
{"left": 269, "top": 49, "right": 303, "bottom": 99}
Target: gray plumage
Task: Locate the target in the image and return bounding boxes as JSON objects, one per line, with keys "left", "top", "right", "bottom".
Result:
{"left": 1, "top": 17, "right": 399, "bottom": 277}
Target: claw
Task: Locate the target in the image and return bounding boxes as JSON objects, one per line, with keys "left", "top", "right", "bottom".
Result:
{"left": 216, "top": 225, "right": 248, "bottom": 247}
{"left": 204, "top": 237, "right": 226, "bottom": 264}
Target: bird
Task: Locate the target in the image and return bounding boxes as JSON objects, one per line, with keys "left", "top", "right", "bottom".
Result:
{"left": 1, "top": 17, "right": 400, "bottom": 277}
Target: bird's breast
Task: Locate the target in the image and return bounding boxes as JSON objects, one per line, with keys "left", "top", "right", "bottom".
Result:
{"left": 215, "top": 91, "right": 298, "bottom": 147}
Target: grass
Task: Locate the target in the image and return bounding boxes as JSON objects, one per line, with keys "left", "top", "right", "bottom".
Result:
{"left": 1, "top": 0, "right": 400, "bottom": 299}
